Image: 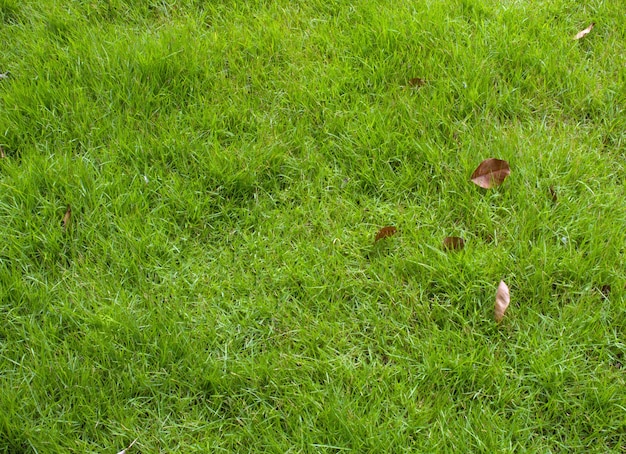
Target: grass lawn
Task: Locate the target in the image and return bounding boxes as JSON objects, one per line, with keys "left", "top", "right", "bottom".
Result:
{"left": 1, "top": 0, "right": 625, "bottom": 452}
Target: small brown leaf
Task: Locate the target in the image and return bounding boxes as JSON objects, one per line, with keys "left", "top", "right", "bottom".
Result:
{"left": 408, "top": 77, "right": 426, "bottom": 87}
{"left": 374, "top": 226, "right": 397, "bottom": 242}
{"left": 494, "top": 280, "right": 510, "bottom": 323}
{"left": 443, "top": 236, "right": 465, "bottom": 251}
{"left": 549, "top": 185, "right": 557, "bottom": 202}
{"left": 573, "top": 23, "right": 594, "bottom": 40}
{"left": 61, "top": 205, "right": 71, "bottom": 229}
{"left": 0, "top": 146, "right": 5, "bottom": 159}
{"left": 471, "top": 158, "right": 511, "bottom": 189}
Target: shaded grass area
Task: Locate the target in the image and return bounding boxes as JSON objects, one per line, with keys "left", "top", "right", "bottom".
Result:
{"left": 0, "top": 0, "right": 625, "bottom": 451}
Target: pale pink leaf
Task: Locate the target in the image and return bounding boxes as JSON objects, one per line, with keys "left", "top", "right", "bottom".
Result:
{"left": 494, "top": 280, "right": 510, "bottom": 323}
{"left": 573, "top": 23, "right": 594, "bottom": 40}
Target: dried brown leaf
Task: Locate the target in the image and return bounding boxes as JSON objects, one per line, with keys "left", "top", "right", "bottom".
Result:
{"left": 494, "top": 280, "right": 510, "bottom": 323}
{"left": 408, "top": 77, "right": 426, "bottom": 87}
{"left": 471, "top": 158, "right": 511, "bottom": 189}
{"left": 61, "top": 205, "right": 71, "bottom": 229}
{"left": 443, "top": 236, "right": 465, "bottom": 251}
{"left": 573, "top": 23, "right": 594, "bottom": 40}
{"left": 0, "top": 146, "right": 5, "bottom": 159}
{"left": 374, "top": 226, "right": 397, "bottom": 242}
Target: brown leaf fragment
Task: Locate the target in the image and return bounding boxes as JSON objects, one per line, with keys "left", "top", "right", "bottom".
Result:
{"left": 61, "top": 205, "right": 71, "bottom": 229}
{"left": 573, "top": 23, "right": 594, "bottom": 40}
{"left": 0, "top": 146, "right": 5, "bottom": 158}
{"left": 374, "top": 226, "right": 397, "bottom": 242}
{"left": 549, "top": 185, "right": 557, "bottom": 202}
{"left": 408, "top": 77, "right": 426, "bottom": 87}
{"left": 471, "top": 158, "right": 511, "bottom": 189}
{"left": 494, "top": 280, "right": 510, "bottom": 323}
{"left": 601, "top": 284, "right": 611, "bottom": 298}
{"left": 443, "top": 236, "right": 465, "bottom": 251}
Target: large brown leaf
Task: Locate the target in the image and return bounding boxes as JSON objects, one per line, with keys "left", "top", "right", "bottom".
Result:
{"left": 443, "top": 236, "right": 465, "bottom": 251}
{"left": 494, "top": 280, "right": 510, "bottom": 323}
{"left": 374, "top": 226, "right": 397, "bottom": 242}
{"left": 471, "top": 158, "right": 510, "bottom": 189}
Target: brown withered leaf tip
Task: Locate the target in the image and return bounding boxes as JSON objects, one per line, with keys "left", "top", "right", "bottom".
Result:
{"left": 573, "top": 23, "right": 594, "bottom": 40}
{"left": 471, "top": 158, "right": 511, "bottom": 189}
{"left": 549, "top": 185, "right": 557, "bottom": 202}
{"left": 374, "top": 226, "right": 397, "bottom": 242}
{"left": 443, "top": 236, "right": 465, "bottom": 251}
{"left": 408, "top": 77, "right": 426, "bottom": 88}
{"left": 0, "top": 146, "right": 5, "bottom": 158}
{"left": 61, "top": 205, "right": 71, "bottom": 229}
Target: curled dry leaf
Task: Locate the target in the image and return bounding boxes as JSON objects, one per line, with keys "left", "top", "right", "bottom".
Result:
{"left": 443, "top": 236, "right": 465, "bottom": 251}
{"left": 494, "top": 280, "right": 510, "bottom": 323}
{"left": 408, "top": 77, "right": 426, "bottom": 87}
{"left": 573, "top": 23, "right": 594, "bottom": 40}
{"left": 374, "top": 226, "right": 397, "bottom": 242}
{"left": 61, "top": 205, "right": 71, "bottom": 229}
{"left": 471, "top": 158, "right": 511, "bottom": 189}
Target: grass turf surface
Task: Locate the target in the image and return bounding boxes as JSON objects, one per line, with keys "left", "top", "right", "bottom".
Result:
{"left": 1, "top": 0, "right": 625, "bottom": 452}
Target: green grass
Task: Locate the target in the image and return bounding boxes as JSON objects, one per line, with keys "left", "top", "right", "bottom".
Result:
{"left": 1, "top": 0, "right": 625, "bottom": 452}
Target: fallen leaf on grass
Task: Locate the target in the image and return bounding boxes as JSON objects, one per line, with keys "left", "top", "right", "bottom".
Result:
{"left": 61, "top": 205, "right": 71, "bottom": 229}
{"left": 495, "top": 280, "right": 510, "bottom": 323}
{"left": 443, "top": 236, "right": 465, "bottom": 251}
{"left": 374, "top": 226, "right": 397, "bottom": 242}
{"left": 117, "top": 438, "right": 138, "bottom": 454}
{"left": 573, "top": 23, "right": 594, "bottom": 40}
{"left": 0, "top": 146, "right": 5, "bottom": 159}
{"left": 408, "top": 77, "right": 426, "bottom": 87}
{"left": 471, "top": 158, "right": 510, "bottom": 189}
